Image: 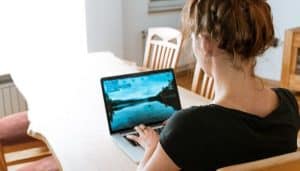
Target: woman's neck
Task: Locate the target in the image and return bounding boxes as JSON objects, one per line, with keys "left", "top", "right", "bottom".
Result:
{"left": 211, "top": 58, "right": 264, "bottom": 107}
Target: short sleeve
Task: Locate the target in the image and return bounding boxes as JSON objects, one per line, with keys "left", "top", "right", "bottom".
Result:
{"left": 281, "top": 88, "right": 299, "bottom": 113}
{"left": 159, "top": 107, "right": 198, "bottom": 168}
{"left": 276, "top": 88, "right": 300, "bottom": 128}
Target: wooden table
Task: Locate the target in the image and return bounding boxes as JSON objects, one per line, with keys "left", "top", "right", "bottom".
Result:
{"left": 10, "top": 53, "right": 210, "bottom": 171}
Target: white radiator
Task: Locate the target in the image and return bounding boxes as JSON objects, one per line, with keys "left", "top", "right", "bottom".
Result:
{"left": 0, "top": 75, "right": 27, "bottom": 118}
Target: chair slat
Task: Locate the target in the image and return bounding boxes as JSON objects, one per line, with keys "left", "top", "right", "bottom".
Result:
{"left": 6, "top": 151, "right": 51, "bottom": 166}
{"left": 200, "top": 74, "right": 209, "bottom": 97}
{"left": 154, "top": 46, "right": 162, "bottom": 69}
{"left": 208, "top": 79, "right": 215, "bottom": 99}
{"left": 162, "top": 48, "right": 170, "bottom": 69}
{"left": 191, "top": 62, "right": 214, "bottom": 100}
{"left": 3, "top": 140, "right": 46, "bottom": 153}
{"left": 168, "top": 49, "right": 175, "bottom": 68}
{"left": 0, "top": 143, "right": 7, "bottom": 171}
{"left": 159, "top": 46, "right": 167, "bottom": 69}
{"left": 149, "top": 44, "right": 158, "bottom": 69}
{"left": 206, "top": 77, "right": 214, "bottom": 99}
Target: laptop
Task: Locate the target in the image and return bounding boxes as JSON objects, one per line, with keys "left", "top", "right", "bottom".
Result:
{"left": 100, "top": 69, "right": 182, "bottom": 163}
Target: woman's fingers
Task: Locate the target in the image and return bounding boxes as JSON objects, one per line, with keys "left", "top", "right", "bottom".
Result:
{"left": 139, "top": 124, "right": 146, "bottom": 130}
{"left": 126, "top": 134, "right": 139, "bottom": 142}
{"left": 128, "top": 124, "right": 160, "bottom": 149}
{"left": 127, "top": 124, "right": 147, "bottom": 144}
{"left": 134, "top": 125, "right": 145, "bottom": 136}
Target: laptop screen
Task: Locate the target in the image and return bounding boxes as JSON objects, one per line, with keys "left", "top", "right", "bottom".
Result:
{"left": 101, "top": 69, "right": 181, "bottom": 133}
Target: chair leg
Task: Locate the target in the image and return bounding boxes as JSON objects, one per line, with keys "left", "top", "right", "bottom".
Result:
{"left": 0, "top": 143, "right": 8, "bottom": 171}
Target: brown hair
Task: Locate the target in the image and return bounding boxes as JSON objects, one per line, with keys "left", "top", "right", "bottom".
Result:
{"left": 182, "top": 0, "right": 275, "bottom": 64}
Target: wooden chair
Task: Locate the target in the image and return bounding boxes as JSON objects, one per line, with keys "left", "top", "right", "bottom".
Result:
{"left": 298, "top": 130, "right": 300, "bottom": 148}
{"left": 281, "top": 27, "right": 300, "bottom": 92}
{"left": 15, "top": 156, "right": 59, "bottom": 171}
{"left": 217, "top": 151, "right": 300, "bottom": 171}
{"left": 143, "top": 27, "right": 183, "bottom": 70}
{"left": 0, "top": 112, "right": 51, "bottom": 171}
{"left": 191, "top": 61, "right": 215, "bottom": 100}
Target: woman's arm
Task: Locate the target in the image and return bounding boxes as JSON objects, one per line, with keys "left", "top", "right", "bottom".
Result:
{"left": 139, "top": 143, "right": 180, "bottom": 171}
{"left": 127, "top": 125, "right": 180, "bottom": 171}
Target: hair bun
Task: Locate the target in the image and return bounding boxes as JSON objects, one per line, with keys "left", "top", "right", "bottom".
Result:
{"left": 182, "top": 0, "right": 274, "bottom": 62}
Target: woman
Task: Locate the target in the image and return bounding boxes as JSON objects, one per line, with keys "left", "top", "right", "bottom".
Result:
{"left": 127, "top": 0, "right": 300, "bottom": 170}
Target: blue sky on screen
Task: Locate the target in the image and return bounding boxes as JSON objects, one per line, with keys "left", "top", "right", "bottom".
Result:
{"left": 103, "top": 72, "right": 173, "bottom": 101}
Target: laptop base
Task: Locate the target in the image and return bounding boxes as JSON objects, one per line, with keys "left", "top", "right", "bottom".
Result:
{"left": 111, "top": 134, "right": 144, "bottom": 163}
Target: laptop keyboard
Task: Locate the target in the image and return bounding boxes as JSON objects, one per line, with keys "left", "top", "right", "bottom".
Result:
{"left": 125, "top": 136, "right": 139, "bottom": 146}
{"left": 124, "top": 127, "right": 164, "bottom": 146}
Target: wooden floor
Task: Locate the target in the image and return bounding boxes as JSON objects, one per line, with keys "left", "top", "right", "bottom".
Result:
{"left": 175, "top": 69, "right": 195, "bottom": 90}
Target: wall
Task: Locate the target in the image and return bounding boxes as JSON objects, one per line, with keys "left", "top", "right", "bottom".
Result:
{"left": 85, "top": 0, "right": 123, "bottom": 57}
{"left": 0, "top": 0, "right": 87, "bottom": 75}
{"left": 122, "top": 0, "right": 194, "bottom": 66}
{"left": 255, "top": 0, "right": 300, "bottom": 81}
{"left": 85, "top": 1, "right": 300, "bottom": 80}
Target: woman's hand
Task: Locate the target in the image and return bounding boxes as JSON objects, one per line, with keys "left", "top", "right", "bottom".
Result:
{"left": 128, "top": 124, "right": 180, "bottom": 171}
{"left": 126, "top": 124, "right": 159, "bottom": 151}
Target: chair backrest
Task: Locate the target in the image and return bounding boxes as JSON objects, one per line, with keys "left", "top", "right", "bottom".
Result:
{"left": 0, "top": 112, "right": 51, "bottom": 171}
{"left": 1, "top": 139, "right": 51, "bottom": 170}
{"left": 298, "top": 131, "right": 300, "bottom": 148}
{"left": 143, "top": 27, "right": 182, "bottom": 70}
{"left": 280, "top": 27, "right": 300, "bottom": 92}
{"left": 217, "top": 151, "right": 300, "bottom": 171}
{"left": 191, "top": 61, "right": 214, "bottom": 100}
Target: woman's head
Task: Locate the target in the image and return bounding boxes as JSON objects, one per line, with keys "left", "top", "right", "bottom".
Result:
{"left": 182, "top": 0, "right": 274, "bottom": 75}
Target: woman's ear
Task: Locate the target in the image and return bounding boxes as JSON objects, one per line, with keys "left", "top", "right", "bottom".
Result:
{"left": 199, "top": 34, "right": 214, "bottom": 58}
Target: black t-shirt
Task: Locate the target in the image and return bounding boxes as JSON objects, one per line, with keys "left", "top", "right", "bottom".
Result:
{"left": 160, "top": 88, "right": 300, "bottom": 171}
